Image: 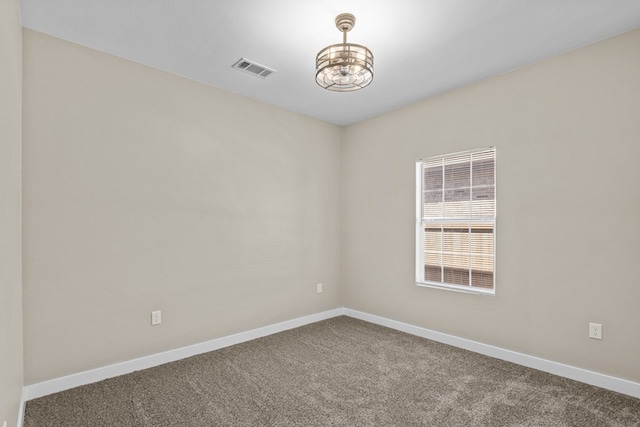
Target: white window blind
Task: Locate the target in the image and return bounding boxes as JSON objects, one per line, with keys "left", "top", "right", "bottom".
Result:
{"left": 416, "top": 147, "right": 496, "bottom": 294}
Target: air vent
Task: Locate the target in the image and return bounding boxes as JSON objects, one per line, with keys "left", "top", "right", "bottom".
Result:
{"left": 232, "top": 58, "right": 276, "bottom": 79}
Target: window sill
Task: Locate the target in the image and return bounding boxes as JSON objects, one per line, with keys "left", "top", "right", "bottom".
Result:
{"left": 416, "top": 281, "right": 495, "bottom": 296}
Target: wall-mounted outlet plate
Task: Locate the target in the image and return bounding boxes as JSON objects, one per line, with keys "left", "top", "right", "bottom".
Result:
{"left": 589, "top": 322, "right": 602, "bottom": 340}
{"left": 317, "top": 283, "right": 323, "bottom": 293}
{"left": 151, "top": 310, "right": 162, "bottom": 326}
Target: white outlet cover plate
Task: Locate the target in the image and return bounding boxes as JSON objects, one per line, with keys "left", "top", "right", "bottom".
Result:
{"left": 151, "top": 310, "right": 162, "bottom": 325}
{"left": 589, "top": 322, "right": 602, "bottom": 339}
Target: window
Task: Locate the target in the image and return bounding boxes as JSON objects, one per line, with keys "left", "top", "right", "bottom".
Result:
{"left": 415, "top": 147, "right": 496, "bottom": 294}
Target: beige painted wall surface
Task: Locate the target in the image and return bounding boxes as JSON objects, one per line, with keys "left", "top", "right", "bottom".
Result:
{"left": 22, "top": 29, "right": 342, "bottom": 384}
{"left": 0, "top": 0, "right": 24, "bottom": 424}
{"left": 343, "top": 29, "right": 640, "bottom": 383}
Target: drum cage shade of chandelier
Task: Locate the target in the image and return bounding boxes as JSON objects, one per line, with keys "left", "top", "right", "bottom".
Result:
{"left": 315, "top": 13, "right": 374, "bottom": 92}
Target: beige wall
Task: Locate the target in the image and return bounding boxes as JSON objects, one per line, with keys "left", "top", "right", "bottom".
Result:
{"left": 22, "top": 29, "right": 343, "bottom": 384}
{"left": 0, "top": 0, "right": 24, "bottom": 424}
{"left": 343, "top": 28, "right": 640, "bottom": 382}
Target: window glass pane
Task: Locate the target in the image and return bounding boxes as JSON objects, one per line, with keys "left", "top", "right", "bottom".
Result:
{"left": 470, "top": 266, "right": 494, "bottom": 289}
{"left": 444, "top": 160, "right": 470, "bottom": 189}
{"left": 424, "top": 165, "right": 443, "bottom": 191}
{"left": 472, "top": 158, "right": 494, "bottom": 186}
{"left": 443, "top": 266, "right": 469, "bottom": 287}
{"left": 441, "top": 223, "right": 469, "bottom": 255}
{"left": 425, "top": 264, "right": 442, "bottom": 282}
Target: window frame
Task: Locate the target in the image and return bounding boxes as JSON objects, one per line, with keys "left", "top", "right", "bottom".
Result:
{"left": 415, "top": 147, "right": 496, "bottom": 295}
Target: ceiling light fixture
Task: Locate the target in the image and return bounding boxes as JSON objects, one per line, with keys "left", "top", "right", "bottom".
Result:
{"left": 315, "top": 13, "right": 374, "bottom": 92}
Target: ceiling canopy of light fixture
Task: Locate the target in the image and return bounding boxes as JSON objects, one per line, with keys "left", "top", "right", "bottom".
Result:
{"left": 315, "top": 13, "right": 374, "bottom": 92}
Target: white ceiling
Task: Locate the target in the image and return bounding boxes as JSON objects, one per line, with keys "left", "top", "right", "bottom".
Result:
{"left": 19, "top": 0, "right": 640, "bottom": 126}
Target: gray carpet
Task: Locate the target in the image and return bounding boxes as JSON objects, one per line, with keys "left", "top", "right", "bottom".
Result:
{"left": 24, "top": 316, "right": 640, "bottom": 426}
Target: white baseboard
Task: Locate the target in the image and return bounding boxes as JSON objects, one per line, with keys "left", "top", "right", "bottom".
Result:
{"left": 17, "top": 388, "right": 25, "bottom": 427}
{"left": 22, "top": 306, "right": 639, "bottom": 408}
{"left": 23, "top": 308, "right": 345, "bottom": 401}
{"left": 344, "top": 308, "right": 640, "bottom": 399}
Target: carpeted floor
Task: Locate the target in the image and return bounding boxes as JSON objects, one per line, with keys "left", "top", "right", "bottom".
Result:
{"left": 24, "top": 316, "right": 640, "bottom": 426}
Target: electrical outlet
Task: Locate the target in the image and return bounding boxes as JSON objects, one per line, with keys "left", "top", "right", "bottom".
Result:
{"left": 317, "top": 283, "right": 323, "bottom": 293}
{"left": 4, "top": 420, "right": 7, "bottom": 427}
{"left": 589, "top": 322, "right": 602, "bottom": 340}
{"left": 151, "top": 310, "right": 162, "bottom": 325}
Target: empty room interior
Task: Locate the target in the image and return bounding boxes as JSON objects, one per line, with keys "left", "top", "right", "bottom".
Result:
{"left": 2, "top": 0, "right": 640, "bottom": 426}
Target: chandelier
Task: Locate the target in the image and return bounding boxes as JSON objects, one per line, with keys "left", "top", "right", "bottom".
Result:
{"left": 315, "top": 13, "right": 374, "bottom": 92}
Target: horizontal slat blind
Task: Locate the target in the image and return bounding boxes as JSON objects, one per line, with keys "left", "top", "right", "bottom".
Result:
{"left": 418, "top": 147, "right": 495, "bottom": 292}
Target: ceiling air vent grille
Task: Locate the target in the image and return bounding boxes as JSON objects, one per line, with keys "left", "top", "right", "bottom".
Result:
{"left": 232, "top": 58, "right": 276, "bottom": 79}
